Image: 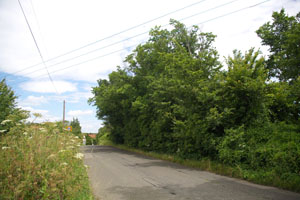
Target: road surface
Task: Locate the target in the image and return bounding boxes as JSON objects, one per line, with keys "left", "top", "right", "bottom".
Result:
{"left": 82, "top": 145, "right": 300, "bottom": 200}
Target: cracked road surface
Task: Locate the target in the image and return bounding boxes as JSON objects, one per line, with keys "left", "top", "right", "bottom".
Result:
{"left": 82, "top": 145, "right": 300, "bottom": 200}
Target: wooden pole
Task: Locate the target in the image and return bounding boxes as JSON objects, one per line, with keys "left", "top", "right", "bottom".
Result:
{"left": 63, "top": 100, "right": 65, "bottom": 129}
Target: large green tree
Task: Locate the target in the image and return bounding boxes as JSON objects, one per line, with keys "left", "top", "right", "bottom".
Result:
{"left": 89, "top": 20, "right": 270, "bottom": 158}
{"left": 88, "top": 17, "right": 300, "bottom": 189}
{"left": 0, "top": 79, "right": 18, "bottom": 132}
{"left": 90, "top": 20, "right": 223, "bottom": 156}
{"left": 0, "top": 79, "right": 29, "bottom": 134}
{"left": 0, "top": 79, "right": 17, "bottom": 123}
{"left": 256, "top": 9, "right": 300, "bottom": 82}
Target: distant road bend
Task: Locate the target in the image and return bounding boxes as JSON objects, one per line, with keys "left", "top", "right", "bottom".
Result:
{"left": 83, "top": 145, "right": 300, "bottom": 200}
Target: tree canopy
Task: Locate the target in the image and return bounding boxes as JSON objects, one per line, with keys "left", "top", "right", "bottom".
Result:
{"left": 89, "top": 15, "right": 300, "bottom": 188}
{"left": 256, "top": 9, "right": 300, "bottom": 82}
{"left": 89, "top": 20, "right": 270, "bottom": 157}
{"left": 0, "top": 79, "right": 29, "bottom": 134}
{"left": 0, "top": 79, "right": 17, "bottom": 126}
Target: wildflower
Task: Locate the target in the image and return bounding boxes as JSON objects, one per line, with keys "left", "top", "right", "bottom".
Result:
{"left": 2, "top": 146, "right": 10, "bottom": 150}
{"left": 84, "top": 165, "right": 88, "bottom": 169}
{"left": 61, "top": 162, "right": 68, "bottom": 166}
{"left": 74, "top": 136, "right": 79, "bottom": 139}
{"left": 47, "top": 154, "right": 55, "bottom": 159}
{"left": 28, "top": 136, "right": 32, "bottom": 140}
{"left": 74, "top": 153, "right": 84, "bottom": 159}
{"left": 58, "top": 150, "right": 65, "bottom": 153}
{"left": 1, "top": 120, "right": 12, "bottom": 125}
{"left": 0, "top": 130, "right": 6, "bottom": 133}
{"left": 39, "top": 128, "right": 46, "bottom": 132}
{"left": 16, "top": 123, "right": 22, "bottom": 126}
{"left": 23, "top": 132, "right": 28, "bottom": 136}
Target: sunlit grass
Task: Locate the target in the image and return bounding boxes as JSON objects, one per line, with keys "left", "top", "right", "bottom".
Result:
{"left": 0, "top": 123, "right": 93, "bottom": 200}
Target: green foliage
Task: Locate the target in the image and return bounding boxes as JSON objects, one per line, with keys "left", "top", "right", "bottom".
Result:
{"left": 96, "top": 125, "right": 111, "bottom": 145}
{"left": 220, "top": 48, "right": 268, "bottom": 128}
{"left": 0, "top": 79, "right": 29, "bottom": 134}
{"left": 89, "top": 17, "right": 300, "bottom": 191}
{"left": 70, "top": 118, "right": 82, "bottom": 137}
{"left": 0, "top": 122, "right": 93, "bottom": 199}
{"left": 256, "top": 9, "right": 300, "bottom": 82}
{"left": 0, "top": 79, "right": 16, "bottom": 124}
{"left": 32, "top": 112, "right": 42, "bottom": 123}
{"left": 266, "top": 79, "right": 300, "bottom": 123}
{"left": 218, "top": 122, "right": 300, "bottom": 191}
{"left": 85, "top": 134, "right": 96, "bottom": 145}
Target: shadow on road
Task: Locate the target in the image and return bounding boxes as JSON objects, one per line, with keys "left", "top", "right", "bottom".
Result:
{"left": 81, "top": 145, "right": 194, "bottom": 171}
{"left": 82, "top": 145, "right": 300, "bottom": 200}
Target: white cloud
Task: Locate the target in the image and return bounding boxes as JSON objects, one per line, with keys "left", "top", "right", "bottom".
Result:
{"left": 2, "top": 0, "right": 300, "bottom": 135}
{"left": 67, "top": 110, "right": 93, "bottom": 117}
{"left": 20, "top": 80, "right": 77, "bottom": 94}
{"left": 50, "top": 91, "right": 93, "bottom": 103}
{"left": 21, "top": 106, "right": 49, "bottom": 115}
{"left": 20, "top": 106, "right": 60, "bottom": 123}
{"left": 18, "top": 95, "right": 48, "bottom": 106}
{"left": 2, "top": 0, "right": 299, "bottom": 84}
{"left": 80, "top": 120, "right": 103, "bottom": 133}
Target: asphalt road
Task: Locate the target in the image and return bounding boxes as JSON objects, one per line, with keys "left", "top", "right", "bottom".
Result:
{"left": 82, "top": 145, "right": 300, "bottom": 200}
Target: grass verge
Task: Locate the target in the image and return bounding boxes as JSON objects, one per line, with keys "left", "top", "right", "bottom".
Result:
{"left": 0, "top": 123, "right": 94, "bottom": 200}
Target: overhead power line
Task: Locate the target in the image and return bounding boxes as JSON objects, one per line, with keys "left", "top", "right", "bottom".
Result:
{"left": 12, "top": 0, "right": 271, "bottom": 84}
{"left": 17, "top": 0, "right": 58, "bottom": 93}
{"left": 11, "top": 0, "right": 242, "bottom": 78}
{"left": 195, "top": 0, "right": 271, "bottom": 26}
{"left": 9, "top": 0, "right": 210, "bottom": 76}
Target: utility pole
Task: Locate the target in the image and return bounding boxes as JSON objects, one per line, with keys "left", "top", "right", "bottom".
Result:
{"left": 63, "top": 100, "right": 65, "bottom": 128}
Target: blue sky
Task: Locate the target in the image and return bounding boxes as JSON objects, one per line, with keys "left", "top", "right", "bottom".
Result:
{"left": 0, "top": 0, "right": 299, "bottom": 133}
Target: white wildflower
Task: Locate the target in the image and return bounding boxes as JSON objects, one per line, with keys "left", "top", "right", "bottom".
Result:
{"left": 1, "top": 120, "right": 11, "bottom": 125}
{"left": 2, "top": 146, "right": 10, "bottom": 150}
{"left": 23, "top": 132, "right": 28, "bottom": 136}
{"left": 16, "top": 123, "right": 22, "bottom": 126}
{"left": 28, "top": 136, "right": 32, "bottom": 140}
{"left": 61, "top": 162, "right": 68, "bottom": 166}
{"left": 47, "top": 154, "right": 55, "bottom": 159}
{"left": 59, "top": 150, "right": 65, "bottom": 153}
{"left": 0, "top": 130, "right": 6, "bottom": 133}
{"left": 74, "top": 153, "right": 84, "bottom": 159}
{"left": 74, "top": 136, "right": 79, "bottom": 139}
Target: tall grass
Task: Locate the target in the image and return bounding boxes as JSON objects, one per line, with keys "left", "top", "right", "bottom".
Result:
{"left": 0, "top": 123, "right": 93, "bottom": 200}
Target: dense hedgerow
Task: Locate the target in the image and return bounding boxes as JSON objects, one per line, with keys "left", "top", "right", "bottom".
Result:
{"left": 90, "top": 11, "right": 300, "bottom": 191}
